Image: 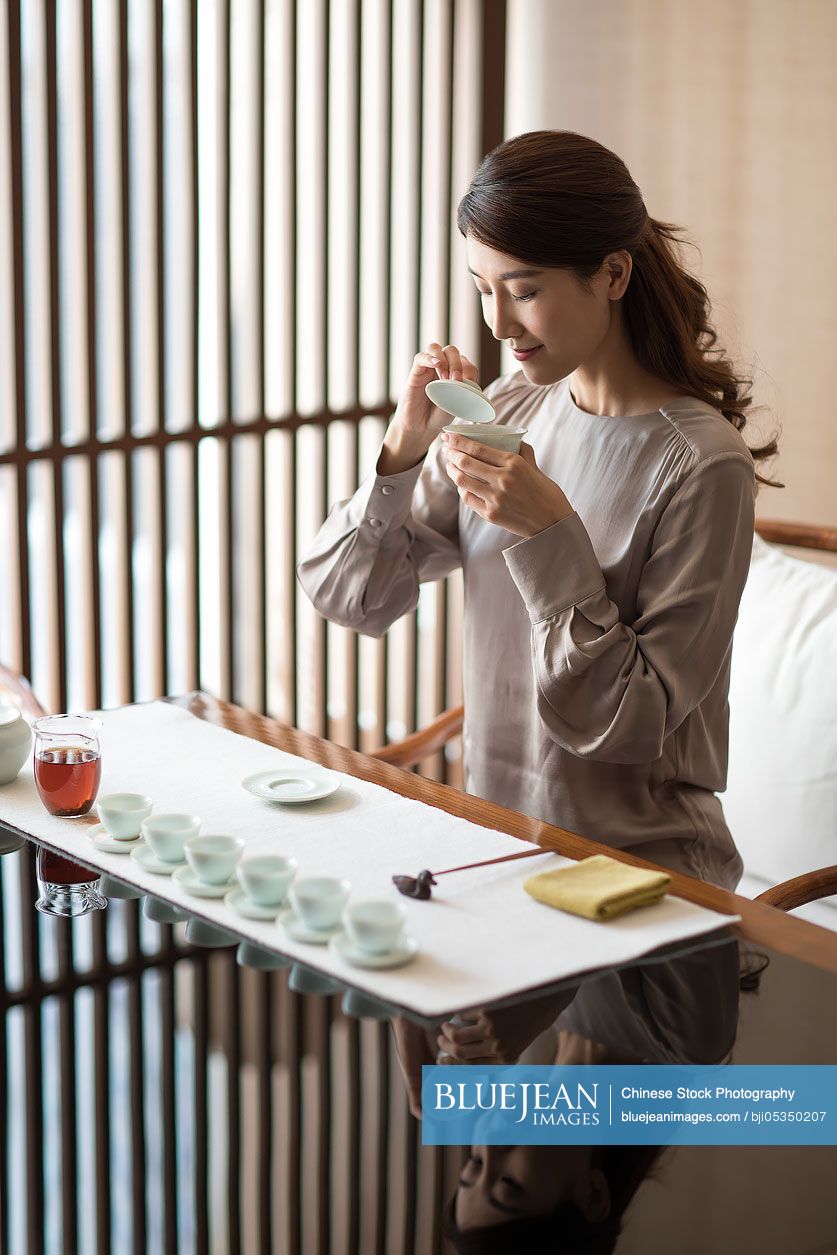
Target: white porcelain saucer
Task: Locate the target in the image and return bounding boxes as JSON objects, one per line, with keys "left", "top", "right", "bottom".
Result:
{"left": 172, "top": 864, "right": 235, "bottom": 898}
{"left": 242, "top": 768, "right": 341, "bottom": 805}
{"left": 224, "top": 886, "right": 281, "bottom": 921}
{"left": 87, "top": 823, "right": 143, "bottom": 855}
{"left": 277, "top": 906, "right": 342, "bottom": 944}
{"left": 329, "top": 931, "right": 419, "bottom": 969}
{"left": 130, "top": 844, "right": 184, "bottom": 876}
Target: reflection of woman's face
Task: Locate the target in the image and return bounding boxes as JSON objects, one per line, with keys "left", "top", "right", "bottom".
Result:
{"left": 455, "top": 1145, "right": 610, "bottom": 1230}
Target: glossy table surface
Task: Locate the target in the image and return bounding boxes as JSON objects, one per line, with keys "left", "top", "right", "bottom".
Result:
{"left": 0, "top": 693, "right": 835, "bottom": 1254}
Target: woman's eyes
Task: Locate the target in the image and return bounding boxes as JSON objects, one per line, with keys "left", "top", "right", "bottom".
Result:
{"left": 476, "top": 289, "right": 538, "bottom": 303}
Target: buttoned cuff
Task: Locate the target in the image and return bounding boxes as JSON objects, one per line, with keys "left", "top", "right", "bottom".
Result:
{"left": 502, "top": 512, "right": 606, "bottom": 623}
{"left": 350, "top": 438, "right": 428, "bottom": 534}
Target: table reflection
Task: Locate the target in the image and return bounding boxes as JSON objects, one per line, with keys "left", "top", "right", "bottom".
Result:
{"left": 1, "top": 831, "right": 834, "bottom": 1255}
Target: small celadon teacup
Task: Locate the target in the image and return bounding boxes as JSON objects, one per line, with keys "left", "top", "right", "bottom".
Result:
{"left": 97, "top": 793, "right": 154, "bottom": 840}
{"left": 141, "top": 813, "right": 201, "bottom": 864}
{"left": 184, "top": 834, "right": 244, "bottom": 885}
{"left": 288, "top": 876, "right": 351, "bottom": 932}
{"left": 236, "top": 854, "right": 297, "bottom": 907}
{"left": 342, "top": 900, "right": 406, "bottom": 955}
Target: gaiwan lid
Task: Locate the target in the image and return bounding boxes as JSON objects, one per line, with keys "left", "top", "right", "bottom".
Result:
{"left": 425, "top": 378, "right": 496, "bottom": 423}
{"left": 0, "top": 706, "right": 22, "bottom": 729}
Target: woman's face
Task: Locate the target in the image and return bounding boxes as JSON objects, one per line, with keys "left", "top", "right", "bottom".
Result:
{"left": 455, "top": 1144, "right": 610, "bottom": 1230}
{"left": 465, "top": 236, "right": 628, "bottom": 386}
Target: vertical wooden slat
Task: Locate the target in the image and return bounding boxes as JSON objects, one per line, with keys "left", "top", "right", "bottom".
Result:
{"left": 0, "top": 865, "right": 9, "bottom": 1254}
{"left": 256, "top": 971, "right": 272, "bottom": 1255}
{"left": 7, "top": 0, "right": 31, "bottom": 686}
{"left": 221, "top": 0, "right": 234, "bottom": 702}
{"left": 315, "top": 997, "right": 331, "bottom": 1255}
{"left": 119, "top": 0, "right": 136, "bottom": 703}
{"left": 344, "top": 1016, "right": 361, "bottom": 1255}
{"left": 124, "top": 904, "right": 147, "bottom": 1253}
{"left": 285, "top": 984, "right": 303, "bottom": 1255}
{"left": 82, "top": 0, "right": 102, "bottom": 711}
{"left": 159, "top": 943, "right": 178, "bottom": 1252}
{"left": 90, "top": 911, "right": 111, "bottom": 1254}
{"left": 18, "top": 851, "right": 44, "bottom": 1255}
{"left": 56, "top": 924, "right": 78, "bottom": 1255}
{"left": 318, "top": 1, "right": 331, "bottom": 740}
{"left": 193, "top": 959, "right": 209, "bottom": 1255}
{"left": 374, "top": 1020, "right": 391, "bottom": 1255}
{"left": 256, "top": 0, "right": 267, "bottom": 715}
{"left": 350, "top": 0, "right": 361, "bottom": 752}
{"left": 477, "top": 0, "right": 506, "bottom": 384}
{"left": 288, "top": 0, "right": 299, "bottom": 729}
{"left": 189, "top": 0, "right": 201, "bottom": 694}
{"left": 225, "top": 954, "right": 242, "bottom": 1254}
{"left": 154, "top": 0, "right": 168, "bottom": 696}
{"left": 45, "top": 0, "right": 68, "bottom": 711}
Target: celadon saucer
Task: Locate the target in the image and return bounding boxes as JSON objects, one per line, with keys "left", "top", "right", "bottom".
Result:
{"left": 242, "top": 768, "right": 341, "bottom": 804}
{"left": 329, "top": 931, "right": 419, "bottom": 969}
{"left": 224, "top": 886, "right": 281, "bottom": 921}
{"left": 172, "top": 864, "right": 235, "bottom": 898}
{"left": 88, "top": 824, "right": 143, "bottom": 855}
{"left": 130, "top": 844, "right": 184, "bottom": 876}
{"left": 277, "top": 906, "right": 342, "bottom": 944}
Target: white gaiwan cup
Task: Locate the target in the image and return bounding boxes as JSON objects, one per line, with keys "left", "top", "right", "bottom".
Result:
{"left": 0, "top": 707, "right": 32, "bottom": 786}
{"left": 0, "top": 707, "right": 30, "bottom": 783}
{"left": 442, "top": 420, "right": 527, "bottom": 454}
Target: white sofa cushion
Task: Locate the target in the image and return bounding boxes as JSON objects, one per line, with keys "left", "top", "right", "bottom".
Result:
{"left": 723, "top": 534, "right": 837, "bottom": 918}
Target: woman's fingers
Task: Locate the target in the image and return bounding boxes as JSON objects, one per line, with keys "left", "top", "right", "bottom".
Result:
{"left": 416, "top": 343, "right": 475, "bottom": 382}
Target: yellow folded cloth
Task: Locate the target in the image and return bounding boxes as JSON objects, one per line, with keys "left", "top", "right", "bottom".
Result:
{"left": 523, "top": 855, "right": 671, "bottom": 921}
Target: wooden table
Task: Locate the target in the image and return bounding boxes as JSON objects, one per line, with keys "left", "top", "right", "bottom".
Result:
{"left": 173, "top": 691, "right": 837, "bottom": 978}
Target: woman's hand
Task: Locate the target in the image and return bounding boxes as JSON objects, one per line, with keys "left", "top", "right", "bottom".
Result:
{"left": 395, "top": 342, "right": 480, "bottom": 435}
{"left": 442, "top": 432, "right": 574, "bottom": 537}
{"left": 377, "top": 343, "right": 479, "bottom": 477}
{"left": 435, "top": 989, "right": 578, "bottom": 1065}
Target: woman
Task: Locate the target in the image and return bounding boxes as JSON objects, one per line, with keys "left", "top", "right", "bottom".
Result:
{"left": 298, "top": 130, "right": 780, "bottom": 892}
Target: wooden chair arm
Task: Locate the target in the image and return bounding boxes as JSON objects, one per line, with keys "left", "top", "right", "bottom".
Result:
{"left": 368, "top": 704, "right": 464, "bottom": 769}
{"left": 0, "top": 665, "right": 47, "bottom": 719}
{"left": 755, "top": 518, "right": 837, "bottom": 553}
{"left": 754, "top": 866, "right": 837, "bottom": 912}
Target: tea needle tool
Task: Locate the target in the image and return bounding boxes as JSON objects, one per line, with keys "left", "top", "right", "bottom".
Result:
{"left": 392, "top": 845, "right": 554, "bottom": 900}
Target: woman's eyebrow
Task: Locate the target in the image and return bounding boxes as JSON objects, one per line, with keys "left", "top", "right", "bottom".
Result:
{"left": 468, "top": 267, "right": 544, "bottom": 281}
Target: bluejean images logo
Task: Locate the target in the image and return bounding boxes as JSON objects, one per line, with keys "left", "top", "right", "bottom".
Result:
{"left": 422, "top": 1065, "right": 837, "bottom": 1146}
{"left": 433, "top": 1076, "right": 601, "bottom": 1128}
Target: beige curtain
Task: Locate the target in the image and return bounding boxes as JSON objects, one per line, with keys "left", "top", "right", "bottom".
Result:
{"left": 506, "top": 0, "right": 837, "bottom": 529}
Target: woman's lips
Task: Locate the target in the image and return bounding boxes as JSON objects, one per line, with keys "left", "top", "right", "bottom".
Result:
{"left": 512, "top": 345, "right": 542, "bottom": 361}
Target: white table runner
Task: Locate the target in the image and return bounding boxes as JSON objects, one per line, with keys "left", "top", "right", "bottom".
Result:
{"left": 0, "top": 701, "right": 739, "bottom": 1017}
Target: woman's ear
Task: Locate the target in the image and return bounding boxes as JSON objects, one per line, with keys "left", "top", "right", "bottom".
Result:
{"left": 604, "top": 250, "right": 632, "bottom": 301}
{"left": 571, "top": 1166, "right": 611, "bottom": 1223}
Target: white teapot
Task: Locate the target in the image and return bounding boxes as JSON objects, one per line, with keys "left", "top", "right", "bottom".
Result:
{"left": 0, "top": 706, "right": 32, "bottom": 785}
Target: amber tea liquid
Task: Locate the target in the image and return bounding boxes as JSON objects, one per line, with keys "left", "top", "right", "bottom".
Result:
{"left": 34, "top": 745, "right": 101, "bottom": 817}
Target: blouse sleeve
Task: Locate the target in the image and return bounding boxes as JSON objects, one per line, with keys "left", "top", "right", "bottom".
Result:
{"left": 296, "top": 437, "right": 461, "bottom": 638}
{"left": 502, "top": 452, "right": 756, "bottom": 764}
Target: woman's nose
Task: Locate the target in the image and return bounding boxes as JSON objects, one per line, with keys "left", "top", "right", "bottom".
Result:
{"left": 489, "top": 299, "right": 524, "bottom": 343}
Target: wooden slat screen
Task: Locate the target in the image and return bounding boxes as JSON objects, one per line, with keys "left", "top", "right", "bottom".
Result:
{"left": 0, "top": 0, "right": 505, "bottom": 766}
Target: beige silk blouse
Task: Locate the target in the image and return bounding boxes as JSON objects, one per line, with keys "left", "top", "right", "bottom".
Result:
{"left": 297, "top": 373, "right": 757, "bottom": 892}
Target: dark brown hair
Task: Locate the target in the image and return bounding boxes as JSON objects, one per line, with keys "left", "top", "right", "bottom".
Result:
{"left": 457, "top": 130, "right": 781, "bottom": 488}
{"left": 442, "top": 1144, "right": 669, "bottom": 1253}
